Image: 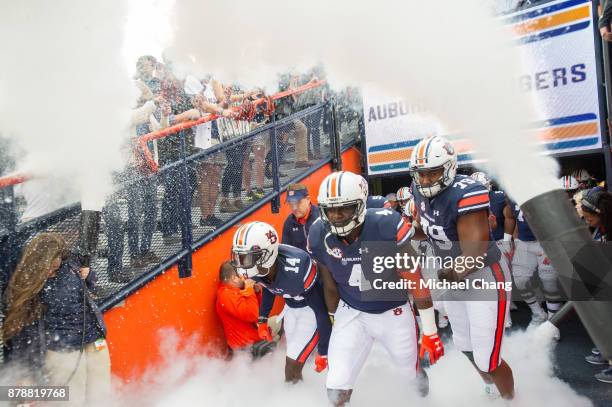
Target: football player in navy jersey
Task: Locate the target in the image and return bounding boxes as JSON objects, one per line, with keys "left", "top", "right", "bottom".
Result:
{"left": 509, "top": 201, "right": 562, "bottom": 323}
{"left": 471, "top": 171, "right": 516, "bottom": 327}
{"left": 308, "top": 170, "right": 443, "bottom": 406}
{"left": 366, "top": 194, "right": 391, "bottom": 209}
{"left": 409, "top": 136, "right": 514, "bottom": 400}
{"left": 231, "top": 221, "right": 332, "bottom": 383}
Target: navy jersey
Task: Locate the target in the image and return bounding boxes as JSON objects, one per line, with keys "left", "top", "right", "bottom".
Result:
{"left": 366, "top": 195, "right": 390, "bottom": 209}
{"left": 282, "top": 204, "right": 320, "bottom": 252}
{"left": 253, "top": 244, "right": 331, "bottom": 356}
{"left": 489, "top": 190, "right": 507, "bottom": 241}
{"left": 308, "top": 208, "right": 412, "bottom": 313}
{"left": 412, "top": 175, "right": 501, "bottom": 265}
{"left": 252, "top": 244, "right": 318, "bottom": 309}
{"left": 511, "top": 203, "right": 536, "bottom": 242}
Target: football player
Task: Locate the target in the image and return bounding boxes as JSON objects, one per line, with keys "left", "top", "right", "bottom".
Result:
{"left": 396, "top": 186, "right": 413, "bottom": 210}
{"left": 308, "top": 171, "right": 444, "bottom": 406}
{"left": 470, "top": 171, "right": 516, "bottom": 327}
{"left": 366, "top": 194, "right": 391, "bottom": 209}
{"left": 409, "top": 136, "right": 514, "bottom": 399}
{"left": 231, "top": 221, "right": 332, "bottom": 383}
{"left": 510, "top": 201, "right": 562, "bottom": 324}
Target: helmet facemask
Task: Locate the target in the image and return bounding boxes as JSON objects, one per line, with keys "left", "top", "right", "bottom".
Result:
{"left": 411, "top": 159, "right": 456, "bottom": 198}
{"left": 231, "top": 246, "right": 274, "bottom": 277}
{"left": 319, "top": 200, "right": 365, "bottom": 237}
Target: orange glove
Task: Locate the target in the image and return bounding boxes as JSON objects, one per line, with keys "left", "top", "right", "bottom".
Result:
{"left": 257, "top": 323, "right": 273, "bottom": 341}
{"left": 314, "top": 354, "right": 328, "bottom": 372}
{"left": 419, "top": 333, "right": 444, "bottom": 364}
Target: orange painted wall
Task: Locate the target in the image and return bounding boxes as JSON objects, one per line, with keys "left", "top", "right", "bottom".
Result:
{"left": 103, "top": 147, "right": 362, "bottom": 382}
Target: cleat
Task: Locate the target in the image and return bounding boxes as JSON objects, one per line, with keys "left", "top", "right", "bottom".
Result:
{"left": 594, "top": 366, "right": 612, "bottom": 384}
{"left": 586, "top": 353, "right": 608, "bottom": 365}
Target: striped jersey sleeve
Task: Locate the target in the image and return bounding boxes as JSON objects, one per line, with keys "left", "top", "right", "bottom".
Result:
{"left": 457, "top": 189, "right": 490, "bottom": 214}
{"left": 302, "top": 257, "right": 318, "bottom": 291}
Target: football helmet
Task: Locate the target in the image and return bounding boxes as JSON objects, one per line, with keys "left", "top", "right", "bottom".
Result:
{"left": 318, "top": 171, "right": 368, "bottom": 236}
{"left": 572, "top": 169, "right": 592, "bottom": 183}
{"left": 231, "top": 221, "right": 279, "bottom": 277}
{"left": 560, "top": 175, "right": 579, "bottom": 191}
{"left": 470, "top": 171, "right": 491, "bottom": 190}
{"left": 409, "top": 136, "right": 457, "bottom": 198}
{"left": 396, "top": 186, "right": 413, "bottom": 208}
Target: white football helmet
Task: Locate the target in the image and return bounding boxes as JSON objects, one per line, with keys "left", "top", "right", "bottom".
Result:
{"left": 572, "top": 169, "right": 592, "bottom": 182}
{"left": 402, "top": 197, "right": 417, "bottom": 220}
{"left": 318, "top": 171, "right": 368, "bottom": 236}
{"left": 409, "top": 136, "right": 457, "bottom": 198}
{"left": 231, "top": 221, "right": 279, "bottom": 277}
{"left": 396, "top": 186, "right": 413, "bottom": 208}
{"left": 470, "top": 171, "right": 491, "bottom": 190}
{"left": 560, "top": 175, "right": 579, "bottom": 191}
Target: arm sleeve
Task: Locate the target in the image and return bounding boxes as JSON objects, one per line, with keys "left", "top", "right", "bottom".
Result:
{"left": 259, "top": 289, "right": 276, "bottom": 320}
{"left": 218, "top": 288, "right": 260, "bottom": 323}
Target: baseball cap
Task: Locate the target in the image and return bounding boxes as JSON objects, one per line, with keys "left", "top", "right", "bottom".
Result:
{"left": 286, "top": 184, "right": 309, "bottom": 203}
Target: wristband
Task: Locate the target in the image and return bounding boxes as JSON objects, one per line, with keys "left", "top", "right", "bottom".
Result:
{"left": 503, "top": 233, "right": 513, "bottom": 242}
{"left": 258, "top": 316, "right": 268, "bottom": 324}
{"left": 419, "top": 307, "right": 437, "bottom": 336}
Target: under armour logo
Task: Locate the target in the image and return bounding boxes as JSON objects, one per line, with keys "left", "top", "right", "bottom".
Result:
{"left": 433, "top": 210, "right": 440, "bottom": 216}
{"left": 359, "top": 247, "right": 369, "bottom": 254}
{"left": 393, "top": 307, "right": 403, "bottom": 316}
{"left": 292, "top": 228, "right": 299, "bottom": 232}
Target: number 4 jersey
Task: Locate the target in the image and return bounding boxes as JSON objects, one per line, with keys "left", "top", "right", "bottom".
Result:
{"left": 412, "top": 174, "right": 501, "bottom": 266}
{"left": 307, "top": 208, "right": 413, "bottom": 313}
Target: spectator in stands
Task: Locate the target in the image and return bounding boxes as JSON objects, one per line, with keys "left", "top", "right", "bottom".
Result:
{"left": 272, "top": 71, "right": 310, "bottom": 173}
{"left": 135, "top": 55, "right": 161, "bottom": 95}
{"left": 281, "top": 184, "right": 320, "bottom": 252}
{"left": 580, "top": 188, "right": 612, "bottom": 383}
{"left": 3, "top": 233, "right": 111, "bottom": 403}
{"left": 216, "top": 261, "right": 279, "bottom": 359}
{"left": 184, "top": 75, "right": 228, "bottom": 228}
{"left": 290, "top": 70, "right": 325, "bottom": 162}
{"left": 218, "top": 84, "right": 259, "bottom": 212}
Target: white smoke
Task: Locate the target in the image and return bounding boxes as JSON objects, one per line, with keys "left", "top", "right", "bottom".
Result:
{"left": 0, "top": 0, "right": 137, "bottom": 209}
{"left": 165, "top": 0, "right": 559, "bottom": 204}
{"left": 110, "top": 326, "right": 592, "bottom": 407}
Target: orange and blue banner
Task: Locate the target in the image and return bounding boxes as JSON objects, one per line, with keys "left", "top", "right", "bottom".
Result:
{"left": 363, "top": 0, "right": 603, "bottom": 176}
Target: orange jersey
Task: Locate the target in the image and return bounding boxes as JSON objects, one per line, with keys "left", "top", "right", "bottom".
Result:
{"left": 216, "top": 285, "right": 261, "bottom": 350}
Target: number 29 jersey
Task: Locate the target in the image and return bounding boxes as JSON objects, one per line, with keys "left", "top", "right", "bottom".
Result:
{"left": 252, "top": 244, "right": 318, "bottom": 308}
{"left": 412, "top": 175, "right": 501, "bottom": 266}
{"left": 307, "top": 208, "right": 413, "bottom": 313}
